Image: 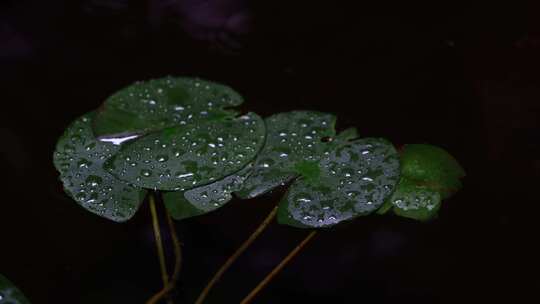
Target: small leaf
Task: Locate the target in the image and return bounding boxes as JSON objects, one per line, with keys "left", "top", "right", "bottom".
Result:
{"left": 106, "top": 113, "right": 265, "bottom": 191}
{"left": 163, "top": 164, "right": 253, "bottom": 220}
{"left": 277, "top": 138, "right": 400, "bottom": 228}
{"left": 0, "top": 274, "right": 31, "bottom": 304}
{"left": 400, "top": 144, "right": 465, "bottom": 199}
{"left": 386, "top": 177, "right": 442, "bottom": 222}
{"left": 236, "top": 111, "right": 337, "bottom": 198}
{"left": 53, "top": 113, "right": 147, "bottom": 222}
{"left": 93, "top": 77, "right": 243, "bottom": 138}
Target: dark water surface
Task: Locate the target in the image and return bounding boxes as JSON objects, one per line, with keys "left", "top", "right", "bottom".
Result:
{"left": 1, "top": 1, "right": 538, "bottom": 303}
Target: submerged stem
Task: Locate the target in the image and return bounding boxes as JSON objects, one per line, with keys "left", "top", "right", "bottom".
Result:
{"left": 194, "top": 206, "right": 279, "bottom": 304}
{"left": 240, "top": 230, "right": 317, "bottom": 304}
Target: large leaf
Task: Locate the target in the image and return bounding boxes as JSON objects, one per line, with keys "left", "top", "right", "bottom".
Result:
{"left": 163, "top": 163, "right": 253, "bottom": 220}
{"left": 53, "top": 113, "right": 147, "bottom": 222}
{"left": 236, "top": 111, "right": 340, "bottom": 198}
{"left": 0, "top": 274, "right": 31, "bottom": 304}
{"left": 106, "top": 113, "right": 265, "bottom": 191}
{"left": 400, "top": 144, "right": 465, "bottom": 199}
{"left": 277, "top": 138, "right": 400, "bottom": 228}
{"left": 93, "top": 77, "right": 243, "bottom": 138}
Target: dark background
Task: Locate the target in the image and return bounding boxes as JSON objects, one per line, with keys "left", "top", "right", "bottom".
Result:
{"left": 1, "top": 1, "right": 539, "bottom": 303}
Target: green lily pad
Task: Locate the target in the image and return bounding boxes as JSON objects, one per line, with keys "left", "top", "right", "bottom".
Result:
{"left": 400, "top": 144, "right": 465, "bottom": 199}
{"left": 106, "top": 113, "right": 265, "bottom": 191}
{"left": 93, "top": 77, "right": 243, "bottom": 138}
{"left": 0, "top": 274, "right": 31, "bottom": 304}
{"left": 53, "top": 113, "right": 147, "bottom": 222}
{"left": 384, "top": 177, "right": 442, "bottom": 221}
{"left": 163, "top": 163, "right": 253, "bottom": 220}
{"left": 236, "top": 111, "right": 338, "bottom": 199}
{"left": 277, "top": 138, "right": 401, "bottom": 228}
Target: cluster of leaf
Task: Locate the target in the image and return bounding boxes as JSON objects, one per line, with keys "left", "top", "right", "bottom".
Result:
{"left": 0, "top": 274, "right": 31, "bottom": 304}
{"left": 53, "top": 77, "right": 465, "bottom": 227}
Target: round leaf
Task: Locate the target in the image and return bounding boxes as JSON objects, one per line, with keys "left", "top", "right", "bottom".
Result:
{"left": 53, "top": 113, "right": 147, "bottom": 222}
{"left": 277, "top": 138, "right": 400, "bottom": 228}
{"left": 163, "top": 163, "right": 253, "bottom": 220}
{"left": 106, "top": 113, "right": 265, "bottom": 191}
{"left": 93, "top": 77, "right": 243, "bottom": 138}
{"left": 236, "top": 111, "right": 339, "bottom": 198}
{"left": 400, "top": 144, "right": 465, "bottom": 199}
{"left": 0, "top": 274, "right": 31, "bottom": 304}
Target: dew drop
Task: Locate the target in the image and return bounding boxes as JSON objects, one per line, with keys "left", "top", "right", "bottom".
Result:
{"left": 296, "top": 195, "right": 312, "bottom": 203}
{"left": 176, "top": 172, "right": 194, "bottom": 179}
{"left": 156, "top": 155, "right": 169, "bottom": 162}
{"left": 77, "top": 159, "right": 92, "bottom": 169}
{"left": 86, "top": 175, "right": 103, "bottom": 187}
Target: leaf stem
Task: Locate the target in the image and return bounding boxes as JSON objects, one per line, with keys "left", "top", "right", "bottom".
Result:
{"left": 194, "top": 206, "right": 279, "bottom": 304}
{"left": 239, "top": 230, "right": 317, "bottom": 304}
{"left": 166, "top": 209, "right": 183, "bottom": 284}
{"left": 147, "top": 193, "right": 173, "bottom": 304}
{"left": 150, "top": 193, "right": 169, "bottom": 285}
{"left": 146, "top": 209, "right": 183, "bottom": 304}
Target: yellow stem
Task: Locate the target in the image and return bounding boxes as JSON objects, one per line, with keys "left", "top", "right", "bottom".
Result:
{"left": 166, "top": 209, "right": 183, "bottom": 283}
{"left": 147, "top": 193, "right": 172, "bottom": 304}
{"left": 240, "top": 230, "right": 317, "bottom": 304}
{"left": 194, "top": 206, "right": 279, "bottom": 304}
{"left": 147, "top": 202, "right": 183, "bottom": 304}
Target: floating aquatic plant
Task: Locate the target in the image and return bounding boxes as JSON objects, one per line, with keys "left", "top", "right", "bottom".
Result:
{"left": 52, "top": 76, "right": 465, "bottom": 303}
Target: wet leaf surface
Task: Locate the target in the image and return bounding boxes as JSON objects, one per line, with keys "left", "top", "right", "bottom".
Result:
{"left": 106, "top": 113, "right": 265, "bottom": 191}
{"left": 53, "top": 113, "right": 147, "bottom": 222}
{"left": 277, "top": 138, "right": 400, "bottom": 228}
{"left": 163, "top": 163, "right": 253, "bottom": 220}
{"left": 377, "top": 144, "right": 464, "bottom": 221}
{"left": 384, "top": 177, "right": 442, "bottom": 221}
{"left": 400, "top": 144, "right": 465, "bottom": 199}
{"left": 236, "top": 111, "right": 338, "bottom": 198}
{"left": 0, "top": 274, "right": 31, "bottom": 304}
{"left": 93, "top": 77, "right": 243, "bottom": 138}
